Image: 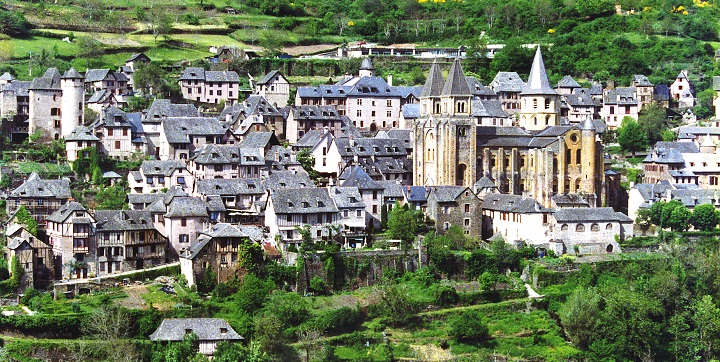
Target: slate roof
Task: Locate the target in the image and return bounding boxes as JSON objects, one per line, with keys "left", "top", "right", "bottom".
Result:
{"left": 395, "top": 86, "right": 423, "bottom": 99}
{"left": 266, "top": 145, "right": 298, "bottom": 167}
{"left": 196, "top": 178, "right": 265, "bottom": 197}
{"left": 377, "top": 181, "right": 405, "bottom": 199}
{"left": 340, "top": 166, "right": 383, "bottom": 190}
{"left": 329, "top": 186, "right": 365, "bottom": 208}
{"left": 383, "top": 129, "right": 413, "bottom": 150}
{"left": 565, "top": 90, "right": 601, "bottom": 107}
{"left": 65, "top": 126, "right": 100, "bottom": 141}
{"left": 554, "top": 207, "right": 633, "bottom": 223}
{"left": 46, "top": 202, "right": 88, "bottom": 223}
{"left": 256, "top": 70, "right": 282, "bottom": 85}
{"left": 241, "top": 95, "right": 282, "bottom": 117}
{"left": 128, "top": 193, "right": 165, "bottom": 206}
{"left": 466, "top": 76, "right": 496, "bottom": 96}
{"left": 179, "top": 68, "right": 239, "bottom": 82}
{"left": 202, "top": 223, "right": 246, "bottom": 238}
{"left": 441, "top": 59, "right": 471, "bottom": 96}
{"left": 335, "top": 137, "right": 407, "bottom": 158}
{"left": 264, "top": 170, "right": 315, "bottom": 189}
{"left": 420, "top": 62, "right": 444, "bottom": 98}
{"left": 429, "top": 186, "right": 468, "bottom": 203}
{"left": 95, "top": 106, "right": 132, "bottom": 128}
{"left": 633, "top": 75, "right": 653, "bottom": 87}
{"left": 655, "top": 141, "right": 699, "bottom": 154}
{"left": 557, "top": 75, "right": 581, "bottom": 89}
{"left": 162, "top": 117, "right": 227, "bottom": 143}
{"left": 84, "top": 69, "right": 112, "bottom": 83}
{"left": 0, "top": 72, "right": 15, "bottom": 81}
{"left": 290, "top": 105, "right": 342, "bottom": 120}
{"left": 144, "top": 99, "right": 198, "bottom": 121}
{"left": 482, "top": 193, "right": 547, "bottom": 213}
{"left": 127, "top": 53, "right": 150, "bottom": 62}
{"left": 474, "top": 176, "right": 496, "bottom": 190}
{"left": 489, "top": 72, "right": 525, "bottom": 93}
{"left": 654, "top": 84, "right": 670, "bottom": 102}
{"left": 401, "top": 104, "right": 420, "bottom": 119}
{"left": 476, "top": 125, "right": 568, "bottom": 149}
{"left": 61, "top": 68, "right": 83, "bottom": 79}
{"left": 678, "top": 126, "right": 720, "bottom": 136}
{"left": 634, "top": 182, "right": 674, "bottom": 202}
{"left": 239, "top": 131, "right": 278, "bottom": 149}
{"left": 642, "top": 148, "right": 685, "bottom": 164}
{"left": 472, "top": 99, "right": 509, "bottom": 118}
{"left": 0, "top": 80, "right": 30, "bottom": 96}
{"left": 150, "top": 318, "right": 243, "bottom": 342}
{"left": 295, "top": 129, "right": 329, "bottom": 149}
{"left": 669, "top": 189, "right": 720, "bottom": 207}
{"left": 269, "top": 188, "right": 338, "bottom": 214}
{"left": 87, "top": 89, "right": 114, "bottom": 104}
{"left": 165, "top": 197, "right": 209, "bottom": 218}
{"left": 551, "top": 193, "right": 590, "bottom": 207}
{"left": 29, "top": 68, "right": 61, "bottom": 90}
{"left": 345, "top": 76, "right": 401, "bottom": 98}
{"left": 296, "top": 84, "right": 352, "bottom": 99}
{"left": 95, "top": 210, "right": 155, "bottom": 231}
{"left": 191, "top": 144, "right": 240, "bottom": 164}
{"left": 588, "top": 83, "right": 603, "bottom": 95}
{"left": 239, "top": 148, "right": 265, "bottom": 165}
{"left": 9, "top": 172, "right": 71, "bottom": 199}
{"left": 604, "top": 87, "right": 637, "bottom": 105}
{"left": 140, "top": 160, "right": 186, "bottom": 176}
{"left": 521, "top": 47, "right": 557, "bottom": 96}
{"left": 406, "top": 186, "right": 428, "bottom": 203}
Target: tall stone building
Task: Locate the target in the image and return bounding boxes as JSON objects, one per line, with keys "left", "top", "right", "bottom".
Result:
{"left": 413, "top": 50, "right": 604, "bottom": 208}
{"left": 28, "top": 68, "right": 84, "bottom": 140}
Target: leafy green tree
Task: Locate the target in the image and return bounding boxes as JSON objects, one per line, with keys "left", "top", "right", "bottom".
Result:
{"left": 296, "top": 149, "right": 319, "bottom": 182}
{"left": 693, "top": 295, "right": 720, "bottom": 360}
{"left": 374, "top": 282, "right": 418, "bottom": 327}
{"left": 197, "top": 266, "right": 217, "bottom": 294}
{"left": 296, "top": 224, "right": 314, "bottom": 252}
{"left": 0, "top": 11, "right": 31, "bottom": 37}
{"left": 660, "top": 200, "right": 684, "bottom": 229}
{"left": 691, "top": 203, "right": 719, "bottom": 231}
{"left": 165, "top": 333, "right": 202, "bottom": 362}
{"left": 558, "top": 287, "right": 601, "bottom": 349}
{"left": 76, "top": 36, "right": 103, "bottom": 68}
{"left": 95, "top": 184, "right": 129, "bottom": 210}
{"left": 238, "top": 239, "right": 264, "bottom": 274}
{"left": 261, "top": 291, "right": 310, "bottom": 328}
{"left": 380, "top": 204, "right": 388, "bottom": 230}
{"left": 448, "top": 311, "right": 488, "bottom": 343}
{"left": 254, "top": 313, "right": 285, "bottom": 354}
{"left": 637, "top": 103, "right": 668, "bottom": 145}
{"left": 14, "top": 205, "right": 38, "bottom": 237}
{"left": 235, "top": 274, "right": 275, "bottom": 314}
{"left": 387, "top": 203, "right": 418, "bottom": 245}
{"left": 214, "top": 341, "right": 270, "bottom": 362}
{"left": 133, "top": 62, "right": 170, "bottom": 97}
{"left": 617, "top": 117, "right": 648, "bottom": 157}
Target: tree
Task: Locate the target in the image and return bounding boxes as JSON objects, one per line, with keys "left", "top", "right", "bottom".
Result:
{"left": 448, "top": 311, "right": 489, "bottom": 343}
{"left": 75, "top": 36, "right": 103, "bottom": 68}
{"left": 668, "top": 206, "right": 691, "bottom": 232}
{"left": 559, "top": 287, "right": 601, "bottom": 349}
{"left": 617, "top": 117, "right": 648, "bottom": 157}
{"left": 235, "top": 274, "right": 275, "bottom": 314}
{"left": 95, "top": 184, "right": 129, "bottom": 210}
{"left": 380, "top": 204, "right": 388, "bottom": 230}
{"left": 296, "top": 149, "right": 319, "bottom": 182}
{"left": 637, "top": 103, "right": 668, "bottom": 145}
{"left": 83, "top": 305, "right": 139, "bottom": 361}
{"left": 237, "top": 239, "right": 264, "bottom": 274}
{"left": 261, "top": 291, "right": 310, "bottom": 328}
{"left": 164, "top": 333, "right": 201, "bottom": 362}
{"left": 132, "top": 62, "right": 169, "bottom": 96}
{"left": 0, "top": 10, "right": 31, "bottom": 37}
{"left": 198, "top": 265, "right": 217, "bottom": 293}
{"left": 691, "top": 204, "right": 719, "bottom": 231}
{"left": 387, "top": 203, "right": 418, "bottom": 245}
{"left": 693, "top": 295, "right": 720, "bottom": 360}
{"left": 660, "top": 200, "right": 684, "bottom": 229}
{"left": 296, "top": 224, "right": 315, "bottom": 252}
{"left": 14, "top": 205, "right": 38, "bottom": 237}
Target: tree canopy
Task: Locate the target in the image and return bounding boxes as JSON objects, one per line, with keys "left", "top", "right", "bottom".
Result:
{"left": 617, "top": 117, "right": 648, "bottom": 156}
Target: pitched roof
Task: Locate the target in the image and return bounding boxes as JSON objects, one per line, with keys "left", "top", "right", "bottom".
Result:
{"left": 604, "top": 87, "right": 637, "bottom": 105}
{"left": 429, "top": 186, "right": 468, "bottom": 203}
{"left": 420, "top": 61, "right": 445, "bottom": 98}
{"left": 295, "top": 129, "right": 330, "bottom": 149}
{"left": 127, "top": 53, "right": 150, "bottom": 62}
{"left": 9, "top": 172, "right": 71, "bottom": 199}
{"left": 264, "top": 170, "right": 315, "bottom": 189}
{"left": 140, "top": 160, "right": 186, "bottom": 176}
{"left": 165, "top": 197, "right": 209, "bottom": 218}
{"left": 150, "top": 318, "right": 243, "bottom": 342}
{"left": 401, "top": 104, "right": 420, "bottom": 119}
{"left": 239, "top": 131, "right": 278, "bottom": 149}
{"left": 65, "top": 126, "right": 100, "bottom": 141}
{"left": 557, "top": 75, "right": 581, "bottom": 88}
{"left": 340, "top": 166, "right": 382, "bottom": 190}
{"left": 128, "top": 193, "right": 165, "bottom": 206}
{"left": 633, "top": 75, "right": 653, "bottom": 87}
{"left": 472, "top": 99, "right": 509, "bottom": 118}
{"left": 46, "top": 202, "right": 88, "bottom": 223}
{"left": 29, "top": 68, "right": 61, "bottom": 90}
{"left": 95, "top": 210, "right": 156, "bottom": 231}
{"left": 329, "top": 186, "right": 365, "bottom": 208}
{"left": 521, "top": 47, "right": 557, "bottom": 96}
{"left": 84, "top": 69, "right": 111, "bottom": 82}
{"left": 0, "top": 72, "right": 15, "bottom": 81}
{"left": 482, "top": 193, "right": 547, "bottom": 213}
{"left": 61, "top": 68, "right": 84, "bottom": 79}
{"left": 554, "top": 207, "right": 633, "bottom": 223}
{"left": 190, "top": 144, "right": 240, "bottom": 165}
{"left": 474, "top": 176, "right": 496, "bottom": 190}
{"left": 145, "top": 99, "right": 198, "bottom": 121}
{"left": 196, "top": 178, "right": 265, "bottom": 197}
{"left": 162, "top": 117, "right": 227, "bottom": 143}
{"left": 256, "top": 70, "right": 283, "bottom": 85}
{"left": 489, "top": 72, "right": 525, "bottom": 93}
{"left": 441, "top": 58, "right": 471, "bottom": 96}
{"left": 269, "top": 188, "right": 338, "bottom": 214}
{"left": 465, "top": 76, "right": 496, "bottom": 97}
{"left": 345, "top": 76, "right": 401, "bottom": 98}
{"left": 0, "top": 80, "right": 30, "bottom": 96}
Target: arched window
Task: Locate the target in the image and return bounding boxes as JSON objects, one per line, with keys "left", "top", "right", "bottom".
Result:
{"left": 520, "top": 156, "right": 526, "bottom": 168}
{"left": 591, "top": 223, "right": 599, "bottom": 231}
{"left": 606, "top": 223, "right": 613, "bottom": 230}
{"left": 606, "top": 244, "right": 614, "bottom": 253}
{"left": 561, "top": 224, "right": 568, "bottom": 231}
{"left": 545, "top": 115, "right": 551, "bottom": 125}
{"left": 566, "top": 149, "right": 572, "bottom": 163}
{"left": 576, "top": 149, "right": 581, "bottom": 165}
{"left": 533, "top": 98, "right": 538, "bottom": 109}
{"left": 576, "top": 224, "right": 585, "bottom": 232}
{"left": 544, "top": 98, "right": 551, "bottom": 109}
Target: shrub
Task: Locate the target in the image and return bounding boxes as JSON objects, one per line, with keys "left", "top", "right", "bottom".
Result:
{"left": 448, "top": 311, "right": 488, "bottom": 343}
{"left": 309, "top": 276, "right": 326, "bottom": 295}
{"left": 431, "top": 284, "right": 459, "bottom": 307}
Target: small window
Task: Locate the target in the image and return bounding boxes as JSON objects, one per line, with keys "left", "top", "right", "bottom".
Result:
{"left": 591, "top": 223, "right": 599, "bottom": 232}
{"left": 576, "top": 224, "right": 585, "bottom": 232}
{"left": 561, "top": 224, "right": 568, "bottom": 231}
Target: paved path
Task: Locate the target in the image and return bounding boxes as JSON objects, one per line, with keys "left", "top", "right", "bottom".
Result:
{"left": 525, "top": 283, "right": 544, "bottom": 299}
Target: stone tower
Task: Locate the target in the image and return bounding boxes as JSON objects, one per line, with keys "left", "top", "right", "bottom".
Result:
{"left": 580, "top": 115, "right": 598, "bottom": 200}
{"left": 358, "top": 57, "right": 375, "bottom": 77}
{"left": 414, "top": 59, "right": 475, "bottom": 187}
{"left": 519, "top": 47, "right": 560, "bottom": 131}
{"left": 60, "top": 68, "right": 84, "bottom": 137}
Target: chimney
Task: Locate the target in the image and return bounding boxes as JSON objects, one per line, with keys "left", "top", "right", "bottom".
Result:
{"left": 349, "top": 137, "right": 355, "bottom": 147}
{"left": 387, "top": 74, "right": 393, "bottom": 87}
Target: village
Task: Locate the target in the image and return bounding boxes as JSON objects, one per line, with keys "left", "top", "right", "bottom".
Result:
{"left": 1, "top": 43, "right": 720, "bottom": 359}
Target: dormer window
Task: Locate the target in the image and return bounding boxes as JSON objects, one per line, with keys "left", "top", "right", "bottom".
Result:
{"left": 185, "top": 329, "right": 192, "bottom": 334}
{"left": 302, "top": 202, "right": 309, "bottom": 208}
{"left": 317, "top": 201, "right": 325, "bottom": 207}
{"left": 220, "top": 328, "right": 228, "bottom": 334}
{"left": 288, "top": 201, "right": 294, "bottom": 207}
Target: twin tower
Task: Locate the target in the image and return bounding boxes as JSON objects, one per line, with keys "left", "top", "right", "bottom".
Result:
{"left": 413, "top": 48, "right": 600, "bottom": 206}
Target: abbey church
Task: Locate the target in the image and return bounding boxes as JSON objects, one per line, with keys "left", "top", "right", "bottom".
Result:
{"left": 413, "top": 48, "right": 605, "bottom": 208}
